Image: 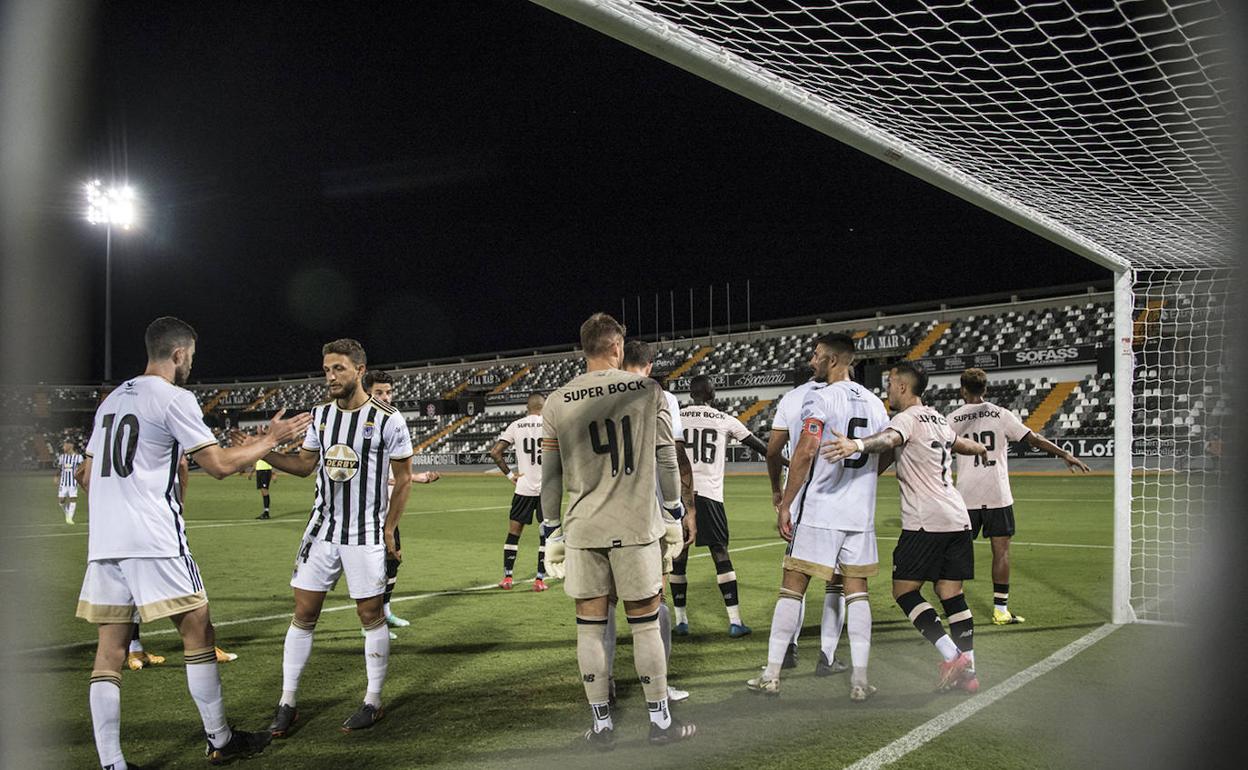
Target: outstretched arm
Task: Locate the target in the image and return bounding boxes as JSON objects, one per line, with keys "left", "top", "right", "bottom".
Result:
{"left": 952, "top": 435, "right": 988, "bottom": 458}
{"left": 1025, "top": 432, "right": 1091, "bottom": 472}
{"left": 740, "top": 433, "right": 769, "bottom": 459}
{"left": 820, "top": 427, "right": 905, "bottom": 463}
{"left": 195, "top": 410, "right": 312, "bottom": 480}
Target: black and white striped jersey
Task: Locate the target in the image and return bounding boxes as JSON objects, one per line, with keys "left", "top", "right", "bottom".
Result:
{"left": 301, "top": 397, "right": 414, "bottom": 546}
{"left": 58, "top": 452, "right": 84, "bottom": 489}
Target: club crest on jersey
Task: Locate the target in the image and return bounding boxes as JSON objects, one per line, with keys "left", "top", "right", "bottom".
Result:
{"left": 363, "top": 422, "right": 375, "bottom": 439}
{"left": 324, "top": 443, "right": 360, "bottom": 482}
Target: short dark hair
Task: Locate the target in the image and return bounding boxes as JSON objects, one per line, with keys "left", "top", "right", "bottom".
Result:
{"left": 527, "top": 393, "right": 546, "bottom": 411}
{"left": 891, "top": 360, "right": 929, "bottom": 396}
{"left": 580, "top": 313, "right": 626, "bottom": 358}
{"left": 792, "top": 364, "right": 815, "bottom": 384}
{"left": 363, "top": 370, "right": 393, "bottom": 391}
{"left": 815, "top": 332, "right": 855, "bottom": 358}
{"left": 145, "top": 316, "right": 197, "bottom": 361}
{"left": 690, "top": 374, "right": 715, "bottom": 403}
{"left": 622, "top": 340, "right": 654, "bottom": 369}
{"left": 322, "top": 338, "right": 367, "bottom": 367}
{"left": 960, "top": 367, "right": 988, "bottom": 396}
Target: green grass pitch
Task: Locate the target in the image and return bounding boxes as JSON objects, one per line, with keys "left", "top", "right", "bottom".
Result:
{"left": 20, "top": 472, "right": 1167, "bottom": 768}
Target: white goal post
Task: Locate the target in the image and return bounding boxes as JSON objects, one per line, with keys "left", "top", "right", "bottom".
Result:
{"left": 531, "top": 0, "right": 1233, "bottom": 624}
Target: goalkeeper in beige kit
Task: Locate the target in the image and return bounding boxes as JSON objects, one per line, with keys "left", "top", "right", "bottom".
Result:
{"left": 540, "top": 313, "right": 695, "bottom": 749}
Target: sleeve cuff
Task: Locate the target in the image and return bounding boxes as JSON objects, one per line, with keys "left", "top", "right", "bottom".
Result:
{"left": 184, "top": 440, "right": 217, "bottom": 455}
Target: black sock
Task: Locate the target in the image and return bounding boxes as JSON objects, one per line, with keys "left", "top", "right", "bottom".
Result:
{"left": 263, "top": 496, "right": 270, "bottom": 514}
{"left": 503, "top": 533, "right": 520, "bottom": 575}
{"left": 940, "top": 593, "right": 974, "bottom": 654}
{"left": 993, "top": 583, "right": 1009, "bottom": 610}
{"left": 670, "top": 553, "right": 688, "bottom": 609}
{"left": 537, "top": 531, "right": 547, "bottom": 577}
{"left": 714, "top": 557, "right": 739, "bottom": 608}
{"left": 897, "top": 590, "right": 948, "bottom": 646}
{"left": 384, "top": 558, "right": 399, "bottom": 606}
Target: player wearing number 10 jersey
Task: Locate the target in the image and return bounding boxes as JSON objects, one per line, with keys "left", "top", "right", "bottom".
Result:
{"left": 946, "top": 367, "right": 1089, "bottom": 625}
{"left": 489, "top": 393, "right": 549, "bottom": 591}
{"left": 77, "top": 317, "right": 310, "bottom": 768}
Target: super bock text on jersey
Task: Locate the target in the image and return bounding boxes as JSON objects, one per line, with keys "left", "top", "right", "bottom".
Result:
{"left": 302, "top": 397, "right": 414, "bottom": 547}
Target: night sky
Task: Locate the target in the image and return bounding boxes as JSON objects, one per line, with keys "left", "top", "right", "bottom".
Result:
{"left": 70, "top": 1, "right": 1106, "bottom": 383}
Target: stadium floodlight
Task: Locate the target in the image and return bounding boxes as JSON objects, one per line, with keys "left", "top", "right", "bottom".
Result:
{"left": 531, "top": 0, "right": 1232, "bottom": 626}
{"left": 84, "top": 179, "right": 140, "bottom": 382}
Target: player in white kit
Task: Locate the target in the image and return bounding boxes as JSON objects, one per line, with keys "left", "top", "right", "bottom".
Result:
{"left": 748, "top": 334, "right": 889, "bottom": 700}
{"left": 258, "top": 339, "right": 415, "bottom": 736}
{"left": 823, "top": 361, "right": 988, "bottom": 694}
{"left": 57, "top": 440, "right": 85, "bottom": 524}
{"left": 947, "top": 368, "right": 1089, "bottom": 625}
{"left": 76, "top": 317, "right": 311, "bottom": 768}
{"left": 766, "top": 360, "right": 850, "bottom": 676}
{"left": 674, "top": 375, "right": 770, "bottom": 638}
{"left": 490, "top": 393, "right": 550, "bottom": 591}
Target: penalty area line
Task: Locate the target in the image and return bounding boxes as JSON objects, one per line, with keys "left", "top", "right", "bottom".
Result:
{"left": 842, "top": 622, "right": 1121, "bottom": 770}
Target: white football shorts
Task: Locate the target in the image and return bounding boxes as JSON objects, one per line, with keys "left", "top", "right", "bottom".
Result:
{"left": 76, "top": 555, "right": 208, "bottom": 624}
{"left": 784, "top": 524, "right": 879, "bottom": 581}
{"left": 59, "top": 485, "right": 78, "bottom": 499}
{"left": 290, "top": 538, "right": 387, "bottom": 599}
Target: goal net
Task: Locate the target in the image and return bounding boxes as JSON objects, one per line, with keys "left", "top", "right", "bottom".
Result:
{"left": 532, "top": 0, "right": 1234, "bottom": 623}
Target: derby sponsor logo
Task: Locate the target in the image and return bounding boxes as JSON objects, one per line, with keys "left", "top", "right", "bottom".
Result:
{"left": 324, "top": 443, "right": 360, "bottom": 482}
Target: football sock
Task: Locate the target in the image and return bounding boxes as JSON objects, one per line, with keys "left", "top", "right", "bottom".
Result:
{"left": 262, "top": 496, "right": 270, "bottom": 516}
{"left": 897, "top": 590, "right": 960, "bottom": 662}
{"left": 765, "top": 588, "right": 803, "bottom": 679}
{"left": 602, "top": 603, "right": 617, "bottom": 679}
{"left": 128, "top": 639, "right": 142, "bottom": 654}
{"left": 590, "top": 702, "right": 613, "bottom": 734}
{"left": 790, "top": 593, "right": 806, "bottom": 645}
{"left": 845, "top": 592, "right": 871, "bottom": 687}
{"left": 626, "top": 610, "right": 668, "bottom": 704}
{"left": 536, "top": 530, "right": 547, "bottom": 579}
{"left": 647, "top": 696, "right": 673, "bottom": 730}
{"left": 184, "top": 647, "right": 232, "bottom": 749}
{"left": 670, "top": 551, "right": 689, "bottom": 625}
{"left": 362, "top": 617, "right": 390, "bottom": 706}
{"left": 67, "top": 501, "right": 77, "bottom": 520}
{"left": 89, "top": 670, "right": 124, "bottom": 769}
{"left": 281, "top": 618, "right": 316, "bottom": 707}
{"left": 576, "top": 615, "right": 611, "bottom": 710}
{"left": 993, "top": 583, "right": 1009, "bottom": 615}
{"left": 714, "top": 555, "right": 742, "bottom": 625}
{"left": 941, "top": 593, "right": 975, "bottom": 668}
{"left": 658, "top": 601, "right": 672, "bottom": 662}
{"left": 384, "top": 553, "right": 400, "bottom": 610}
{"left": 822, "top": 581, "right": 845, "bottom": 661}
{"left": 503, "top": 533, "right": 520, "bottom": 576}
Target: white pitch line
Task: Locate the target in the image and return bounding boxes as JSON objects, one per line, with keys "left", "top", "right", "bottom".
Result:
{"left": 843, "top": 623, "right": 1121, "bottom": 770}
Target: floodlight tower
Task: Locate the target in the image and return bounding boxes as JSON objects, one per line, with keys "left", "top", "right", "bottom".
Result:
{"left": 85, "top": 180, "right": 137, "bottom": 382}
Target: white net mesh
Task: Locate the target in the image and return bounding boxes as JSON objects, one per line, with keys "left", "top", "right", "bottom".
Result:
{"left": 538, "top": 0, "right": 1234, "bottom": 624}
{"left": 552, "top": 0, "right": 1233, "bottom": 269}
{"left": 1130, "top": 268, "right": 1229, "bottom": 622}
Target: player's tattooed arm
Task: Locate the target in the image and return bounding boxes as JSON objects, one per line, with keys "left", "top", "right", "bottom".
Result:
{"left": 952, "top": 435, "right": 988, "bottom": 457}
{"left": 877, "top": 447, "right": 896, "bottom": 475}
{"left": 1024, "top": 432, "right": 1091, "bottom": 472}
{"left": 819, "top": 427, "right": 904, "bottom": 463}
{"left": 675, "top": 440, "right": 695, "bottom": 513}
{"left": 488, "top": 440, "right": 514, "bottom": 481}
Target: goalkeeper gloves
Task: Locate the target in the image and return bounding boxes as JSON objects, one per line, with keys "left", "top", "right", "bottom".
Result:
{"left": 542, "top": 524, "right": 566, "bottom": 579}
{"left": 662, "top": 519, "right": 684, "bottom": 569}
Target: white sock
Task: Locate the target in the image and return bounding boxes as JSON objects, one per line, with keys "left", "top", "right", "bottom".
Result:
{"left": 790, "top": 594, "right": 806, "bottom": 646}
{"left": 965, "top": 649, "right": 976, "bottom": 669}
{"left": 765, "top": 593, "right": 803, "bottom": 679}
{"left": 822, "top": 583, "right": 845, "bottom": 661}
{"left": 658, "top": 602, "right": 672, "bottom": 663}
{"left": 603, "top": 603, "right": 617, "bottom": 679}
{"left": 363, "top": 622, "right": 391, "bottom": 705}
{"left": 726, "top": 604, "right": 743, "bottom": 626}
{"left": 281, "top": 622, "right": 315, "bottom": 706}
{"left": 383, "top": 602, "right": 392, "bottom": 617}
{"left": 67, "top": 501, "right": 77, "bottom": 520}
{"left": 128, "top": 639, "right": 142, "bottom": 654}
{"left": 590, "top": 703, "right": 612, "bottom": 733}
{"left": 647, "top": 696, "right": 672, "bottom": 729}
{"left": 90, "top": 673, "right": 124, "bottom": 768}
{"left": 674, "top": 605, "right": 688, "bottom": 626}
{"left": 935, "top": 634, "right": 961, "bottom": 662}
{"left": 845, "top": 593, "right": 871, "bottom": 687}
{"left": 185, "top": 654, "right": 232, "bottom": 749}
